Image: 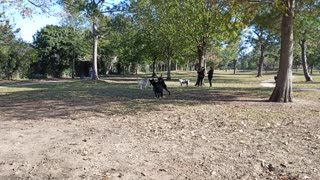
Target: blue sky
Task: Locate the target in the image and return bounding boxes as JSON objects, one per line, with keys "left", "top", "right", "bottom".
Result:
{"left": 12, "top": 0, "right": 122, "bottom": 43}
{"left": 15, "top": 15, "right": 60, "bottom": 42}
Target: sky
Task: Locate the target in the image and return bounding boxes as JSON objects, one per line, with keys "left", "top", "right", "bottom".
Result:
{"left": 15, "top": 15, "right": 60, "bottom": 42}
{"left": 10, "top": 0, "right": 122, "bottom": 43}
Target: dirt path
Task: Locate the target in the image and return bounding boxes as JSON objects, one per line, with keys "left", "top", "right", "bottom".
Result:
{"left": 1, "top": 98, "right": 320, "bottom": 179}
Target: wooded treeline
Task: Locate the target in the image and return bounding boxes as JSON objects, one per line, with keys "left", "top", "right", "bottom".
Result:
{"left": 0, "top": 0, "right": 319, "bottom": 102}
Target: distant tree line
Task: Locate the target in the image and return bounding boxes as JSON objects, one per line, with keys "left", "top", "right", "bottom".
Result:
{"left": 1, "top": 0, "right": 320, "bottom": 102}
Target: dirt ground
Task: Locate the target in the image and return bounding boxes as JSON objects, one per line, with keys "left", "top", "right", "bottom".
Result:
{"left": 0, "top": 80, "right": 320, "bottom": 180}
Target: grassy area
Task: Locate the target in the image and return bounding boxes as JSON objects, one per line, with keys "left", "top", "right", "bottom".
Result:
{"left": 0, "top": 71, "right": 318, "bottom": 113}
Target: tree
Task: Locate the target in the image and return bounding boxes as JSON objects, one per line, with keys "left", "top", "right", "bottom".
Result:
{"left": 171, "top": 0, "right": 246, "bottom": 72}
{"left": 60, "top": 0, "right": 127, "bottom": 80}
{"left": 0, "top": 0, "right": 56, "bottom": 17}
{"left": 246, "top": 6, "right": 280, "bottom": 77}
{"left": 219, "top": 42, "right": 241, "bottom": 74}
{"left": 1, "top": 40, "right": 37, "bottom": 79}
{"left": 269, "top": 0, "right": 320, "bottom": 102}
{"left": 33, "top": 25, "right": 87, "bottom": 77}
{"left": 295, "top": 13, "right": 320, "bottom": 81}
{"left": 0, "top": 17, "right": 30, "bottom": 80}
{"left": 131, "top": 0, "right": 183, "bottom": 80}
{"left": 108, "top": 14, "right": 146, "bottom": 75}
{"left": 269, "top": 0, "right": 295, "bottom": 102}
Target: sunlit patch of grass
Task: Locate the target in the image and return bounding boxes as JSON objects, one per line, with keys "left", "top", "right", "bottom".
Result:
{"left": 0, "top": 87, "right": 44, "bottom": 93}
{"left": 293, "top": 74, "right": 320, "bottom": 89}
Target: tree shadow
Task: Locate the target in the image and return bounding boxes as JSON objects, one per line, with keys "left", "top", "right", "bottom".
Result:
{"left": 0, "top": 80, "right": 272, "bottom": 121}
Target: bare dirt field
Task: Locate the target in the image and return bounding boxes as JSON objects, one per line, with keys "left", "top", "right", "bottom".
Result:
{"left": 0, "top": 78, "right": 319, "bottom": 180}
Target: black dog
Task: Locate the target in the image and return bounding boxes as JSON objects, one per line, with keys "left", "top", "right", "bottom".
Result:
{"left": 149, "top": 79, "right": 164, "bottom": 98}
{"left": 157, "top": 76, "right": 171, "bottom": 95}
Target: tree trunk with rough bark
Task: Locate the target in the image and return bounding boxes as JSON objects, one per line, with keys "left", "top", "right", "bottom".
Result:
{"left": 257, "top": 44, "right": 266, "bottom": 77}
{"left": 197, "top": 45, "right": 205, "bottom": 71}
{"left": 299, "top": 39, "right": 313, "bottom": 81}
{"left": 269, "top": 0, "right": 294, "bottom": 103}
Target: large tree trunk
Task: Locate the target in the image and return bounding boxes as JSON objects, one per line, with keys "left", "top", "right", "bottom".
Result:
{"left": 269, "top": 0, "right": 294, "bottom": 103}
{"left": 166, "top": 57, "right": 171, "bottom": 80}
{"left": 92, "top": 22, "right": 99, "bottom": 80}
{"left": 166, "top": 45, "right": 173, "bottom": 80}
{"left": 257, "top": 44, "right": 266, "bottom": 77}
{"left": 197, "top": 37, "right": 206, "bottom": 71}
{"left": 299, "top": 39, "right": 313, "bottom": 81}
{"left": 197, "top": 45, "right": 205, "bottom": 71}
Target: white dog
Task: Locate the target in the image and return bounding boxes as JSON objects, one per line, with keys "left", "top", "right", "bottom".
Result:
{"left": 138, "top": 78, "right": 151, "bottom": 89}
{"left": 179, "top": 79, "right": 190, "bottom": 87}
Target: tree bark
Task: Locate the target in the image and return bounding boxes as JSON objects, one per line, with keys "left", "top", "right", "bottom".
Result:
{"left": 257, "top": 44, "right": 266, "bottom": 77}
{"left": 92, "top": 22, "right": 99, "bottom": 80}
{"left": 269, "top": 0, "right": 294, "bottom": 102}
{"left": 197, "top": 45, "right": 205, "bottom": 71}
{"left": 152, "top": 57, "right": 157, "bottom": 77}
{"left": 299, "top": 39, "right": 313, "bottom": 81}
{"left": 233, "top": 60, "right": 236, "bottom": 75}
{"left": 166, "top": 45, "right": 173, "bottom": 80}
{"left": 166, "top": 57, "right": 171, "bottom": 80}
{"left": 197, "top": 37, "right": 206, "bottom": 71}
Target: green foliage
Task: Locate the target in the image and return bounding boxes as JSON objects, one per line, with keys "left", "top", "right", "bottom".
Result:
{"left": 0, "top": 17, "right": 35, "bottom": 79}
{"left": 33, "top": 25, "right": 89, "bottom": 77}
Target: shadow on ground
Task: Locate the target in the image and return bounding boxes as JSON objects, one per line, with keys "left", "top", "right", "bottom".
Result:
{"left": 0, "top": 79, "right": 272, "bottom": 121}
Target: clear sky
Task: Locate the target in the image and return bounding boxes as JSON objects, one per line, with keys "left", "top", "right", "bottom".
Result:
{"left": 10, "top": 0, "right": 122, "bottom": 43}
{"left": 15, "top": 14, "right": 60, "bottom": 42}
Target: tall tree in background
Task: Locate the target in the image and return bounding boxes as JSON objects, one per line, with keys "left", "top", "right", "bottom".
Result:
{"left": 132, "top": 0, "right": 182, "bottom": 80}
{"left": 247, "top": 6, "right": 280, "bottom": 77}
{"left": 171, "top": 0, "right": 246, "bottom": 71}
{"left": 295, "top": 7, "right": 320, "bottom": 81}
{"left": 33, "top": 25, "right": 86, "bottom": 77}
{"left": 60, "top": 0, "right": 127, "bottom": 80}
{"left": 0, "top": 15, "right": 36, "bottom": 79}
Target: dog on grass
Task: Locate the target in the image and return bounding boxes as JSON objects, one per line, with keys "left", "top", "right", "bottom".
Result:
{"left": 179, "top": 79, "right": 190, "bottom": 87}
{"left": 149, "top": 79, "right": 163, "bottom": 98}
{"left": 157, "top": 76, "right": 170, "bottom": 95}
{"left": 138, "top": 78, "right": 151, "bottom": 89}
{"left": 149, "top": 76, "right": 171, "bottom": 98}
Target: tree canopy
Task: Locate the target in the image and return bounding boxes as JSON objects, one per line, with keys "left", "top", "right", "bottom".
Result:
{"left": 1, "top": 0, "right": 320, "bottom": 102}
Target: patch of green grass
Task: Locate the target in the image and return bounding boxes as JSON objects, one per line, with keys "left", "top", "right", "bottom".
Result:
{"left": 0, "top": 71, "right": 319, "bottom": 116}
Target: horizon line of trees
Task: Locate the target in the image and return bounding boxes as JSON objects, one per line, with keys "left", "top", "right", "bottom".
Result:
{"left": 1, "top": 0, "right": 320, "bottom": 102}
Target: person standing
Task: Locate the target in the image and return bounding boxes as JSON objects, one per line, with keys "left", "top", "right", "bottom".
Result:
{"left": 207, "top": 67, "right": 214, "bottom": 87}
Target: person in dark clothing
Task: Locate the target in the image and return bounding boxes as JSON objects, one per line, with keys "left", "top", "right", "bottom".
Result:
{"left": 195, "top": 67, "right": 205, "bottom": 86}
{"left": 207, "top": 67, "right": 214, "bottom": 87}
